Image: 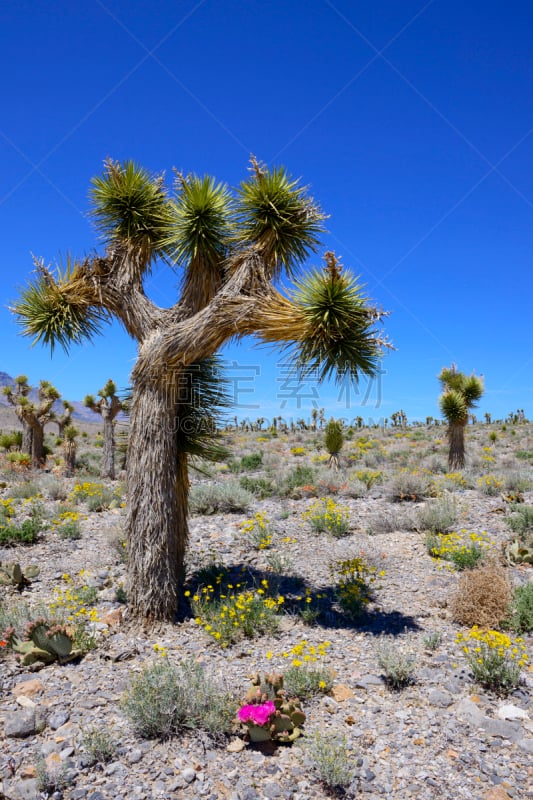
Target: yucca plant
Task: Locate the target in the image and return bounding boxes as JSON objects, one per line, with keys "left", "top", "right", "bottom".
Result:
{"left": 324, "top": 418, "right": 344, "bottom": 470}
{"left": 63, "top": 425, "right": 78, "bottom": 476}
{"left": 11, "top": 157, "right": 389, "bottom": 623}
{"left": 84, "top": 380, "right": 126, "bottom": 480}
{"left": 438, "top": 364, "right": 484, "bottom": 470}
{"left": 2, "top": 376, "right": 60, "bottom": 467}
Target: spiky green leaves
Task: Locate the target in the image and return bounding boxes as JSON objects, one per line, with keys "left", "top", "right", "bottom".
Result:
{"left": 174, "top": 356, "right": 231, "bottom": 464}
{"left": 165, "top": 175, "right": 232, "bottom": 269}
{"left": 13, "top": 266, "right": 106, "bottom": 354}
{"left": 90, "top": 160, "right": 170, "bottom": 260}
{"left": 438, "top": 365, "right": 484, "bottom": 424}
{"left": 324, "top": 419, "right": 344, "bottom": 456}
{"left": 289, "top": 264, "right": 381, "bottom": 383}
{"left": 235, "top": 161, "right": 325, "bottom": 277}
{"left": 439, "top": 390, "right": 467, "bottom": 424}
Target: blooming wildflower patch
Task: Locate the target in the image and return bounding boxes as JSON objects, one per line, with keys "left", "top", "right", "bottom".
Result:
{"left": 302, "top": 497, "right": 350, "bottom": 537}
{"left": 330, "top": 557, "right": 384, "bottom": 620}
{"left": 426, "top": 529, "right": 493, "bottom": 570}
{"left": 240, "top": 512, "right": 273, "bottom": 550}
{"left": 455, "top": 626, "right": 529, "bottom": 694}
{"left": 191, "top": 578, "right": 283, "bottom": 646}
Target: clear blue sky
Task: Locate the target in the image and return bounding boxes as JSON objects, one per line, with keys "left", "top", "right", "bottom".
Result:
{"left": 1, "top": 0, "right": 532, "bottom": 425}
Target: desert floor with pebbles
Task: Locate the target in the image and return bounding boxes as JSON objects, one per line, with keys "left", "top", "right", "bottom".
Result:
{"left": 1, "top": 422, "right": 532, "bottom": 800}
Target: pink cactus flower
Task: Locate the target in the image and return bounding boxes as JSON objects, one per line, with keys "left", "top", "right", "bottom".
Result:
{"left": 237, "top": 701, "right": 276, "bottom": 727}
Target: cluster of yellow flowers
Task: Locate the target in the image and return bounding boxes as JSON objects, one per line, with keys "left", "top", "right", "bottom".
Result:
{"left": 477, "top": 475, "right": 503, "bottom": 493}
{"left": 49, "top": 571, "right": 99, "bottom": 624}
{"left": 152, "top": 642, "right": 168, "bottom": 658}
{"left": 290, "top": 446, "right": 306, "bottom": 456}
{"left": 240, "top": 512, "right": 273, "bottom": 549}
{"left": 455, "top": 626, "right": 528, "bottom": 692}
{"left": 481, "top": 446, "right": 496, "bottom": 464}
{"left": 429, "top": 529, "right": 493, "bottom": 569}
{"left": 302, "top": 497, "right": 350, "bottom": 536}
{"left": 68, "top": 481, "right": 106, "bottom": 501}
{"left": 51, "top": 510, "right": 84, "bottom": 527}
{"left": 456, "top": 627, "right": 528, "bottom": 667}
{"left": 0, "top": 498, "right": 15, "bottom": 518}
{"left": 189, "top": 578, "right": 284, "bottom": 646}
{"left": 266, "top": 639, "right": 331, "bottom": 667}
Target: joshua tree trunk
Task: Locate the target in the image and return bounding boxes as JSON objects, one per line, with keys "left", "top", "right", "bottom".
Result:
{"left": 63, "top": 439, "right": 76, "bottom": 476}
{"left": 30, "top": 423, "right": 45, "bottom": 468}
{"left": 447, "top": 422, "right": 465, "bottom": 470}
{"left": 126, "top": 382, "right": 188, "bottom": 622}
{"left": 22, "top": 421, "right": 33, "bottom": 456}
{"left": 102, "top": 411, "right": 116, "bottom": 480}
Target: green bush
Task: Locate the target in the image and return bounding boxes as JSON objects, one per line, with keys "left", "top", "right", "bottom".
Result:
{"left": 416, "top": 495, "right": 458, "bottom": 534}
{"left": 280, "top": 464, "right": 315, "bottom": 495}
{"left": 240, "top": 452, "right": 263, "bottom": 470}
{"left": 7, "top": 480, "right": 40, "bottom": 499}
{"left": 283, "top": 664, "right": 333, "bottom": 698}
{"left": 0, "top": 517, "right": 42, "bottom": 546}
{"left": 502, "top": 583, "right": 533, "bottom": 634}
{"left": 506, "top": 505, "right": 533, "bottom": 537}
{"left": 308, "top": 732, "right": 355, "bottom": 790}
{"left": 375, "top": 635, "right": 416, "bottom": 689}
{"left": 121, "top": 659, "right": 235, "bottom": 740}
{"left": 239, "top": 476, "right": 275, "bottom": 498}
{"left": 189, "top": 481, "right": 254, "bottom": 514}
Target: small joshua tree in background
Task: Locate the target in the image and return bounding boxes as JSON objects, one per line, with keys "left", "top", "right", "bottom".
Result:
{"left": 84, "top": 380, "right": 125, "bottom": 479}
{"left": 324, "top": 418, "right": 344, "bottom": 470}
{"left": 438, "top": 364, "right": 484, "bottom": 470}
{"left": 55, "top": 400, "right": 74, "bottom": 438}
{"left": 63, "top": 425, "right": 79, "bottom": 476}
{"left": 2, "top": 376, "right": 60, "bottom": 467}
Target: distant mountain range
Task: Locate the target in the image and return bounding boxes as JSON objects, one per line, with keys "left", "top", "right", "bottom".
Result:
{"left": 0, "top": 370, "right": 105, "bottom": 424}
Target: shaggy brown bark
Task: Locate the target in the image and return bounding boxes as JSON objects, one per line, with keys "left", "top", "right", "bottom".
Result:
{"left": 447, "top": 422, "right": 465, "bottom": 470}
{"left": 125, "top": 381, "right": 183, "bottom": 622}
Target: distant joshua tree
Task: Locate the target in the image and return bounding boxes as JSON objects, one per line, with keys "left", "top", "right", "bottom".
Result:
{"left": 56, "top": 400, "right": 74, "bottom": 438}
{"left": 438, "top": 364, "right": 484, "bottom": 470}
{"left": 84, "top": 380, "right": 125, "bottom": 479}
{"left": 324, "top": 418, "right": 344, "bottom": 470}
{"left": 2, "top": 376, "right": 60, "bottom": 467}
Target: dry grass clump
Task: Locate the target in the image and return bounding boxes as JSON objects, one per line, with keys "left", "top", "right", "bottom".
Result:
{"left": 451, "top": 560, "right": 512, "bottom": 629}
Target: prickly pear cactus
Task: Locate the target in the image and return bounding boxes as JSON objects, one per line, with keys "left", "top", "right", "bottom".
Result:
{"left": 0, "top": 561, "right": 40, "bottom": 588}
{"left": 503, "top": 538, "right": 533, "bottom": 564}
{"left": 238, "top": 672, "right": 306, "bottom": 744}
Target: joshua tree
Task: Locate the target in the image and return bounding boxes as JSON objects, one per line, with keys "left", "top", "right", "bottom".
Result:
{"left": 84, "top": 379, "right": 125, "bottom": 479}
{"left": 2, "top": 376, "right": 60, "bottom": 467}
{"left": 63, "top": 425, "right": 78, "bottom": 476}
{"left": 438, "top": 364, "right": 484, "bottom": 470}
{"left": 324, "top": 417, "right": 344, "bottom": 470}
{"left": 55, "top": 400, "right": 74, "bottom": 438}
{"left": 12, "top": 158, "right": 388, "bottom": 623}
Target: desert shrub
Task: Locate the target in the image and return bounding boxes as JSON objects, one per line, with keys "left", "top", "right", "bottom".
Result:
{"left": 502, "top": 471, "right": 532, "bottom": 492}
{"left": 39, "top": 475, "right": 68, "bottom": 501}
{"left": 75, "top": 451, "right": 102, "bottom": 475}
{"left": 240, "top": 452, "right": 263, "bottom": 470}
{"left": 375, "top": 634, "right": 416, "bottom": 689}
{"left": 308, "top": 732, "right": 356, "bottom": 790}
{"left": 279, "top": 464, "right": 315, "bottom": 495}
{"left": 121, "top": 658, "right": 235, "bottom": 740}
{"left": 7, "top": 480, "right": 40, "bottom": 499}
{"left": 502, "top": 582, "right": 533, "bottom": 634}
{"left": 416, "top": 494, "right": 458, "bottom": 533}
{"left": 390, "top": 470, "right": 430, "bottom": 501}
{"left": 283, "top": 664, "right": 333, "bottom": 698}
{"left": 506, "top": 505, "right": 533, "bottom": 537}
{"left": 35, "top": 756, "right": 72, "bottom": 794}
{"left": 80, "top": 724, "right": 118, "bottom": 765}
{"left": 451, "top": 561, "right": 512, "bottom": 629}
{"left": 239, "top": 476, "right": 275, "bottom": 498}
{"left": 189, "top": 481, "right": 254, "bottom": 514}
{"left": 365, "top": 508, "right": 415, "bottom": 535}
